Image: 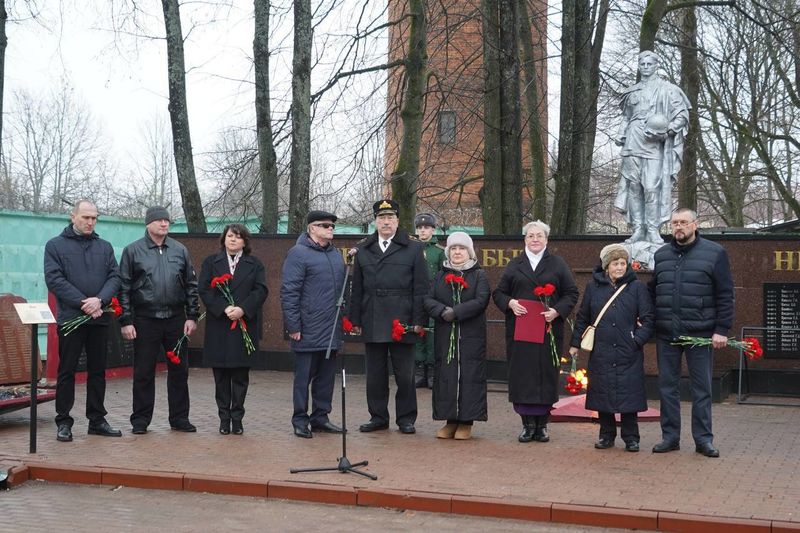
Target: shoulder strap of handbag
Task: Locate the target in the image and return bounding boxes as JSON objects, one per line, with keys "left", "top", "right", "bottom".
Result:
{"left": 589, "top": 283, "right": 628, "bottom": 328}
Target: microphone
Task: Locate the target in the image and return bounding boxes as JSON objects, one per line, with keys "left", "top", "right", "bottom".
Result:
{"left": 347, "top": 247, "right": 358, "bottom": 257}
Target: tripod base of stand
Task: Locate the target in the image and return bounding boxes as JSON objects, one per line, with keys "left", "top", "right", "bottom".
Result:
{"left": 290, "top": 456, "right": 378, "bottom": 480}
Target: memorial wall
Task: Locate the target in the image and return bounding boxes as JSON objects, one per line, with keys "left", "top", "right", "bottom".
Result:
{"left": 177, "top": 233, "right": 800, "bottom": 377}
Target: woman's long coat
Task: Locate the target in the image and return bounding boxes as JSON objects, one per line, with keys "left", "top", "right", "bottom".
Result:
{"left": 492, "top": 251, "right": 579, "bottom": 405}
{"left": 199, "top": 252, "right": 268, "bottom": 368}
{"left": 570, "top": 266, "right": 654, "bottom": 413}
{"left": 424, "top": 263, "right": 490, "bottom": 422}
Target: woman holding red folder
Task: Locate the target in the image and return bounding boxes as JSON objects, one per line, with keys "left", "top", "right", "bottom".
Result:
{"left": 492, "top": 221, "right": 579, "bottom": 443}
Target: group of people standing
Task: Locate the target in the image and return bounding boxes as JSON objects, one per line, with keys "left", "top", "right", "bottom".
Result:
{"left": 44, "top": 199, "right": 733, "bottom": 458}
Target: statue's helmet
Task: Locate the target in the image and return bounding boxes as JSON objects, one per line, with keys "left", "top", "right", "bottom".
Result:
{"left": 645, "top": 114, "right": 669, "bottom": 135}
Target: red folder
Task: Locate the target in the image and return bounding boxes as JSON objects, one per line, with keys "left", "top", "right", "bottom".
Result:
{"left": 513, "top": 299, "right": 546, "bottom": 343}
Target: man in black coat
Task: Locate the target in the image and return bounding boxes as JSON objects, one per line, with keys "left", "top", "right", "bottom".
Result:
{"left": 44, "top": 200, "right": 123, "bottom": 442}
{"left": 350, "top": 199, "right": 429, "bottom": 434}
{"left": 119, "top": 206, "right": 200, "bottom": 435}
{"left": 649, "top": 208, "right": 734, "bottom": 458}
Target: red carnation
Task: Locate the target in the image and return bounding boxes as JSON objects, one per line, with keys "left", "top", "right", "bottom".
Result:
{"left": 391, "top": 319, "right": 406, "bottom": 342}
{"left": 110, "top": 297, "right": 123, "bottom": 317}
{"left": 543, "top": 283, "right": 556, "bottom": 296}
{"left": 444, "top": 273, "right": 455, "bottom": 284}
{"left": 342, "top": 316, "right": 354, "bottom": 333}
{"left": 533, "top": 286, "right": 544, "bottom": 297}
{"left": 166, "top": 350, "right": 180, "bottom": 364}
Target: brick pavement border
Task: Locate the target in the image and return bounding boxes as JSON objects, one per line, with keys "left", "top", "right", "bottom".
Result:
{"left": 7, "top": 464, "right": 29, "bottom": 486}
{"left": 552, "top": 503, "right": 659, "bottom": 530}
{"left": 657, "top": 512, "right": 771, "bottom": 532}
{"left": 15, "top": 461, "right": 800, "bottom": 532}
{"left": 184, "top": 473, "right": 268, "bottom": 498}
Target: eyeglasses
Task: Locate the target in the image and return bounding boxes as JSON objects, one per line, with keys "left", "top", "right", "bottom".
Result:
{"left": 312, "top": 223, "right": 336, "bottom": 229}
{"left": 670, "top": 220, "right": 695, "bottom": 228}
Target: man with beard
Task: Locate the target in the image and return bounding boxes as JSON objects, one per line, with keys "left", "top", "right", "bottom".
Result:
{"left": 349, "top": 199, "right": 428, "bottom": 434}
{"left": 649, "top": 208, "right": 734, "bottom": 458}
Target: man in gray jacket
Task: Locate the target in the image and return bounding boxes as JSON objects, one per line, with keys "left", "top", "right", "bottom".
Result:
{"left": 281, "top": 210, "right": 346, "bottom": 438}
{"left": 119, "top": 206, "right": 200, "bottom": 434}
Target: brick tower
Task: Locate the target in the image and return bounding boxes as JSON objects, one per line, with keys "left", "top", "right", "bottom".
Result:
{"left": 385, "top": 0, "right": 548, "bottom": 228}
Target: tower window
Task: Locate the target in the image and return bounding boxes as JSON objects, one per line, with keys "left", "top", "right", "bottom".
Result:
{"left": 438, "top": 110, "right": 456, "bottom": 145}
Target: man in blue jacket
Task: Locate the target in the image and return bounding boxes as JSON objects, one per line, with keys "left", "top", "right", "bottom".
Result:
{"left": 649, "top": 208, "right": 734, "bottom": 458}
{"left": 44, "top": 200, "right": 122, "bottom": 442}
{"left": 281, "top": 210, "right": 346, "bottom": 438}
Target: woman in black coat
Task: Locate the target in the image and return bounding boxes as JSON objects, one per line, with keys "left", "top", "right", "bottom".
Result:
{"left": 198, "top": 224, "right": 268, "bottom": 435}
{"left": 569, "top": 244, "right": 654, "bottom": 452}
{"left": 424, "top": 232, "right": 490, "bottom": 440}
{"left": 492, "top": 220, "right": 579, "bottom": 443}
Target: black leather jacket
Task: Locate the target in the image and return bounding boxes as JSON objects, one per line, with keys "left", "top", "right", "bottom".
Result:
{"left": 118, "top": 231, "right": 200, "bottom": 325}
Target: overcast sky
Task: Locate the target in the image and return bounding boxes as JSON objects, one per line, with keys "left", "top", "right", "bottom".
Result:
{"left": 5, "top": 1, "right": 569, "bottom": 181}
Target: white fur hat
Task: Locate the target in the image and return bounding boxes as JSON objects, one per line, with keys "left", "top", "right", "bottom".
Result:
{"left": 446, "top": 232, "right": 476, "bottom": 260}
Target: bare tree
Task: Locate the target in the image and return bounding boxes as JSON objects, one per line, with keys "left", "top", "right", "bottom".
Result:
{"left": 254, "top": 0, "right": 279, "bottom": 233}
{"left": 160, "top": 0, "right": 206, "bottom": 231}
{"left": 6, "top": 82, "right": 110, "bottom": 212}
{"left": 550, "top": 0, "right": 609, "bottom": 235}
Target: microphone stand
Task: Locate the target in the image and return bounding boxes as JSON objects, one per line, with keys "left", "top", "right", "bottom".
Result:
{"left": 290, "top": 259, "right": 377, "bottom": 480}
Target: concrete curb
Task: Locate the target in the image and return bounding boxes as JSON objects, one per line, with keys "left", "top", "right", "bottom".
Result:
{"left": 13, "top": 462, "right": 800, "bottom": 532}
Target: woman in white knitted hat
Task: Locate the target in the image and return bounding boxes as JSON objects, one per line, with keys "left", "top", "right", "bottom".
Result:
{"left": 423, "top": 232, "right": 490, "bottom": 440}
{"left": 569, "top": 243, "right": 654, "bottom": 452}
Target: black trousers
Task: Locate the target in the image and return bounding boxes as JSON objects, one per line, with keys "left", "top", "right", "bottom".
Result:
{"left": 55, "top": 324, "right": 109, "bottom": 427}
{"left": 598, "top": 411, "right": 640, "bottom": 443}
{"left": 292, "top": 350, "right": 336, "bottom": 429}
{"left": 364, "top": 342, "right": 417, "bottom": 426}
{"left": 130, "top": 316, "right": 190, "bottom": 428}
{"left": 213, "top": 367, "right": 249, "bottom": 422}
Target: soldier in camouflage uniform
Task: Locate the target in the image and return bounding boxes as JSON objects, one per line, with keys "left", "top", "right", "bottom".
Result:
{"left": 414, "top": 213, "right": 446, "bottom": 389}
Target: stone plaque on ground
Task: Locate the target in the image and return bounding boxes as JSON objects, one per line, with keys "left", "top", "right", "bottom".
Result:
{"left": 763, "top": 283, "right": 800, "bottom": 358}
{"left": 0, "top": 293, "right": 41, "bottom": 385}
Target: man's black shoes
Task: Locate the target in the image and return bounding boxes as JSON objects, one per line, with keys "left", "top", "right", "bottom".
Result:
{"left": 56, "top": 425, "right": 73, "bottom": 442}
{"left": 311, "top": 421, "right": 345, "bottom": 434}
{"left": 293, "top": 425, "right": 312, "bottom": 438}
{"left": 695, "top": 442, "right": 720, "bottom": 457}
{"left": 170, "top": 420, "right": 197, "bottom": 432}
{"left": 88, "top": 421, "right": 122, "bottom": 437}
{"left": 358, "top": 420, "right": 389, "bottom": 432}
{"left": 398, "top": 423, "right": 416, "bottom": 434}
{"left": 652, "top": 440, "right": 680, "bottom": 453}
{"left": 594, "top": 438, "right": 614, "bottom": 449}
{"left": 131, "top": 425, "right": 148, "bottom": 435}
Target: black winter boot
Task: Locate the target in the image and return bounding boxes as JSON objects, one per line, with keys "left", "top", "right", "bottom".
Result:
{"left": 533, "top": 415, "right": 550, "bottom": 442}
{"left": 518, "top": 415, "right": 535, "bottom": 443}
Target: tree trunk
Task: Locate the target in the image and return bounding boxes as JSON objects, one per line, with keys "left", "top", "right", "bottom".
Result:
{"left": 288, "top": 0, "right": 312, "bottom": 234}
{"left": 0, "top": 0, "right": 6, "bottom": 162}
{"left": 679, "top": 5, "right": 698, "bottom": 211}
{"left": 480, "top": 0, "right": 503, "bottom": 234}
{"left": 639, "top": 0, "right": 667, "bottom": 52}
{"left": 390, "top": 0, "right": 427, "bottom": 232}
{"left": 498, "top": 0, "right": 522, "bottom": 233}
{"left": 550, "top": 0, "right": 576, "bottom": 234}
{"left": 254, "top": 0, "right": 279, "bottom": 233}
{"left": 161, "top": 0, "right": 206, "bottom": 232}
{"left": 517, "top": 0, "right": 547, "bottom": 222}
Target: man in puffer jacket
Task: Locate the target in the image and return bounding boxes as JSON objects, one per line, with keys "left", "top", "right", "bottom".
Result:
{"left": 281, "top": 210, "right": 346, "bottom": 438}
{"left": 649, "top": 208, "right": 734, "bottom": 458}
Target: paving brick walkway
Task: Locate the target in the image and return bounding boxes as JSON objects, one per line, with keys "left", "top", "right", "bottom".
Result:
{"left": 1, "top": 369, "right": 799, "bottom": 529}
{"left": 3, "top": 480, "right": 624, "bottom": 532}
